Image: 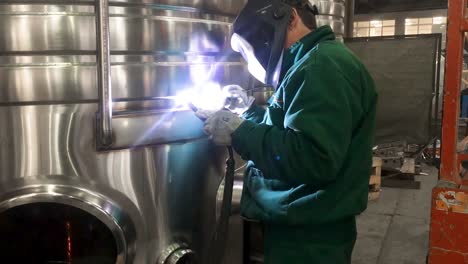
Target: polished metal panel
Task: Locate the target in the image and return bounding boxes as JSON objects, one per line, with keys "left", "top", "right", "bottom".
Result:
{"left": 0, "top": 0, "right": 249, "bottom": 263}
{"left": 314, "top": 0, "right": 345, "bottom": 18}
{"left": 310, "top": 0, "right": 346, "bottom": 38}
{"left": 0, "top": 55, "right": 248, "bottom": 104}
{"left": 317, "top": 15, "right": 345, "bottom": 36}
{"left": 204, "top": 0, "right": 248, "bottom": 15}
{"left": 0, "top": 104, "right": 229, "bottom": 263}
{"left": 216, "top": 174, "right": 244, "bottom": 218}
{"left": 111, "top": 108, "right": 206, "bottom": 149}
{"left": 0, "top": 4, "right": 250, "bottom": 104}
{"left": 0, "top": 5, "right": 234, "bottom": 53}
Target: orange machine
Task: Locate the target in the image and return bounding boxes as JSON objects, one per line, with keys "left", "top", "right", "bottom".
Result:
{"left": 429, "top": 1, "right": 468, "bottom": 263}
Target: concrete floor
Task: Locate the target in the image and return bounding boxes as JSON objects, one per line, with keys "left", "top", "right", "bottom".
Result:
{"left": 352, "top": 166, "right": 438, "bottom": 264}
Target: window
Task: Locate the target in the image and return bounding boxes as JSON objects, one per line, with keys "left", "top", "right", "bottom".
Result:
{"left": 433, "top": 16, "right": 445, "bottom": 25}
{"left": 353, "top": 20, "right": 395, "bottom": 37}
{"left": 405, "top": 17, "right": 447, "bottom": 35}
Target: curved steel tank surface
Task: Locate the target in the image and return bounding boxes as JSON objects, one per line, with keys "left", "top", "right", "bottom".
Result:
{"left": 310, "top": 0, "right": 346, "bottom": 40}
{"left": 0, "top": 0, "right": 249, "bottom": 263}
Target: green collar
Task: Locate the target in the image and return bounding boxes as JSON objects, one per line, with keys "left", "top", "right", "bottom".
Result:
{"left": 280, "top": 25, "right": 336, "bottom": 77}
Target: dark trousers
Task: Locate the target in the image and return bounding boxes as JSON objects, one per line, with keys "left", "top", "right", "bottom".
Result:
{"left": 263, "top": 217, "right": 357, "bottom": 264}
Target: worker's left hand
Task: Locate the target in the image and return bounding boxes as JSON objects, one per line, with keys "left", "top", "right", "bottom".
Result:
{"left": 223, "top": 85, "right": 255, "bottom": 115}
{"left": 200, "top": 110, "right": 244, "bottom": 146}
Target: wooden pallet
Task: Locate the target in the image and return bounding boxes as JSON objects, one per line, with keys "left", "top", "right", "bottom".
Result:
{"left": 369, "top": 157, "right": 382, "bottom": 201}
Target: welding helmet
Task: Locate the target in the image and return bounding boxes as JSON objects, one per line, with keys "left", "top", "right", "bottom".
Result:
{"left": 231, "top": 0, "right": 294, "bottom": 88}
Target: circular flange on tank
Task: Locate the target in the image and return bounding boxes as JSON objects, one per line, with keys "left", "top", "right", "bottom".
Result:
{"left": 158, "top": 243, "right": 197, "bottom": 264}
{"left": 0, "top": 177, "right": 143, "bottom": 264}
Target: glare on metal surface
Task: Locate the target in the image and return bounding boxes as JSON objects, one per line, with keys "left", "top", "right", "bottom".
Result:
{"left": 175, "top": 81, "right": 225, "bottom": 111}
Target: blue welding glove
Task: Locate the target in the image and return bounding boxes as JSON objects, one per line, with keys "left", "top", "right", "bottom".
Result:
{"left": 223, "top": 85, "right": 255, "bottom": 116}
{"left": 200, "top": 110, "right": 244, "bottom": 146}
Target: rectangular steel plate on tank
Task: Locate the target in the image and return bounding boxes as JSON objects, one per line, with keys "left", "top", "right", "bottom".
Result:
{"left": 98, "top": 109, "right": 207, "bottom": 150}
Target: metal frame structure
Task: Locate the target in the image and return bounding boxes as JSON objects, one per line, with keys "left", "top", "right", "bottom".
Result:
{"left": 96, "top": 0, "right": 113, "bottom": 148}
{"left": 428, "top": 0, "right": 468, "bottom": 262}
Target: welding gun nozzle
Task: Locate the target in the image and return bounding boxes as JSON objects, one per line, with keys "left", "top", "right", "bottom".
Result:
{"left": 188, "top": 103, "right": 199, "bottom": 112}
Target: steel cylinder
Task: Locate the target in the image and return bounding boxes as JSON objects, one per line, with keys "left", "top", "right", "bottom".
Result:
{"left": 0, "top": 1, "right": 248, "bottom": 263}
{"left": 310, "top": 0, "right": 346, "bottom": 40}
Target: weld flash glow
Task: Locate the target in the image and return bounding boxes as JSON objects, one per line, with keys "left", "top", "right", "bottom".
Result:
{"left": 175, "top": 81, "right": 226, "bottom": 111}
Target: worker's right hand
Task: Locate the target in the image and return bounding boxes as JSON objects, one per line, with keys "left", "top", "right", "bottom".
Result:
{"left": 223, "top": 85, "right": 255, "bottom": 115}
{"left": 200, "top": 109, "right": 244, "bottom": 146}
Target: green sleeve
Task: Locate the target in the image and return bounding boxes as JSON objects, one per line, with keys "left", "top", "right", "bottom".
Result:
{"left": 241, "top": 104, "right": 266, "bottom": 124}
{"left": 232, "top": 64, "right": 353, "bottom": 186}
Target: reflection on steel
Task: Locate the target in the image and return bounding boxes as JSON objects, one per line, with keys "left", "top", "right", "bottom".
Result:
{"left": 0, "top": 104, "right": 230, "bottom": 263}
{"left": 0, "top": 1, "right": 249, "bottom": 263}
{"left": 310, "top": 0, "right": 346, "bottom": 40}
{"left": 111, "top": 108, "right": 206, "bottom": 149}
{"left": 158, "top": 243, "right": 196, "bottom": 264}
{"left": 0, "top": 6, "right": 250, "bottom": 104}
{"left": 208, "top": 146, "right": 235, "bottom": 264}
{"left": 217, "top": 174, "right": 244, "bottom": 218}
{"left": 166, "top": 248, "right": 196, "bottom": 264}
{"left": 250, "top": 86, "right": 275, "bottom": 106}
{"left": 97, "top": 0, "right": 113, "bottom": 147}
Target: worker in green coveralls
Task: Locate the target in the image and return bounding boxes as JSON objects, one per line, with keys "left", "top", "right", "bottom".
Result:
{"left": 197, "top": 0, "right": 377, "bottom": 263}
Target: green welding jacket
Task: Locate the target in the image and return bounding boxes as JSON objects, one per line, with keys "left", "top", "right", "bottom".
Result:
{"left": 232, "top": 26, "right": 377, "bottom": 229}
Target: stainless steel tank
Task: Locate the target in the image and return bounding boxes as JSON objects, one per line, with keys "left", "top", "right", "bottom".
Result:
{"left": 310, "top": 0, "right": 346, "bottom": 40}
{"left": 0, "top": 1, "right": 249, "bottom": 263}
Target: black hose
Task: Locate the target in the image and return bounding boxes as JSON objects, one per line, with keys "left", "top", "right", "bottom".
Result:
{"left": 208, "top": 146, "right": 235, "bottom": 264}
{"left": 189, "top": 103, "right": 236, "bottom": 264}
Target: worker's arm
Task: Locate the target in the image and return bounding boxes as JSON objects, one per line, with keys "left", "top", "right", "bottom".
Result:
{"left": 232, "top": 64, "right": 353, "bottom": 186}
{"left": 241, "top": 104, "right": 266, "bottom": 123}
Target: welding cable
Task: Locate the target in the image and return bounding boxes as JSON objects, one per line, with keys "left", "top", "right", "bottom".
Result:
{"left": 189, "top": 103, "right": 236, "bottom": 264}
{"left": 208, "top": 146, "right": 235, "bottom": 264}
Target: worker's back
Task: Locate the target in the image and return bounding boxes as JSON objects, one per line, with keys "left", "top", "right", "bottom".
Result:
{"left": 278, "top": 26, "right": 378, "bottom": 224}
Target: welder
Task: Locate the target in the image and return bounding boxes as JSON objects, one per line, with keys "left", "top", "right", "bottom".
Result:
{"left": 197, "top": 0, "right": 378, "bottom": 263}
